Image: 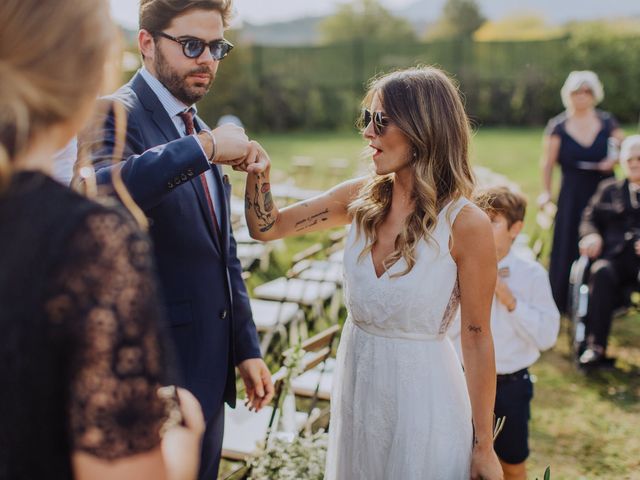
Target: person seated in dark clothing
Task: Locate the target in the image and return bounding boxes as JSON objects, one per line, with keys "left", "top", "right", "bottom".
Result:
{"left": 578, "top": 135, "right": 640, "bottom": 367}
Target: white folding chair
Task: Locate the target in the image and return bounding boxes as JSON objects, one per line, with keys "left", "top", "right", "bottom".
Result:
{"left": 221, "top": 325, "right": 339, "bottom": 461}
{"left": 250, "top": 298, "right": 304, "bottom": 355}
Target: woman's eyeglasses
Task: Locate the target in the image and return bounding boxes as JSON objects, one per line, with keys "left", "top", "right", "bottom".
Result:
{"left": 155, "top": 32, "right": 234, "bottom": 61}
{"left": 363, "top": 109, "right": 390, "bottom": 136}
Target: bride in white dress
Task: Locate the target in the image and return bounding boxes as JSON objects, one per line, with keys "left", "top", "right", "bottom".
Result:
{"left": 244, "top": 66, "right": 503, "bottom": 480}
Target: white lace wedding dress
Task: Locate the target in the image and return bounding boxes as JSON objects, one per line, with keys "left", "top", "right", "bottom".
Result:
{"left": 325, "top": 198, "right": 473, "bottom": 480}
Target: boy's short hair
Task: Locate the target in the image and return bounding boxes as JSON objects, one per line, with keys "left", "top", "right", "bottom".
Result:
{"left": 473, "top": 186, "right": 527, "bottom": 227}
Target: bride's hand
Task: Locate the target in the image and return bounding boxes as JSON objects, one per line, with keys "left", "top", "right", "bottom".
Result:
{"left": 234, "top": 140, "right": 271, "bottom": 174}
{"left": 470, "top": 445, "right": 503, "bottom": 480}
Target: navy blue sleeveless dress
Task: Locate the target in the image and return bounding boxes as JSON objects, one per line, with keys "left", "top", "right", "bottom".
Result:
{"left": 546, "top": 110, "right": 619, "bottom": 313}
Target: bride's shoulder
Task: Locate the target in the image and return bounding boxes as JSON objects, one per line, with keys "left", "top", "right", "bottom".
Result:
{"left": 328, "top": 176, "right": 369, "bottom": 204}
{"left": 450, "top": 202, "right": 493, "bottom": 251}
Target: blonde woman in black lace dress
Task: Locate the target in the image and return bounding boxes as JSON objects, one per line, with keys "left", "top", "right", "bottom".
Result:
{"left": 0, "top": 1, "right": 204, "bottom": 479}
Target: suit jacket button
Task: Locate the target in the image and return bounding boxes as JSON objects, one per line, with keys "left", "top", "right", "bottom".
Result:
{"left": 181, "top": 173, "right": 188, "bottom": 181}
{"left": 187, "top": 168, "right": 194, "bottom": 177}
{"left": 220, "top": 309, "right": 228, "bottom": 320}
{"left": 167, "top": 182, "right": 174, "bottom": 189}
{"left": 173, "top": 176, "right": 181, "bottom": 185}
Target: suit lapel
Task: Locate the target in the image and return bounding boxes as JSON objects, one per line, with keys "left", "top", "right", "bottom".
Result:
{"left": 131, "top": 74, "right": 178, "bottom": 143}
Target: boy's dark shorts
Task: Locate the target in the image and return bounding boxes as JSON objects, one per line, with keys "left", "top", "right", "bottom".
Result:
{"left": 493, "top": 368, "right": 534, "bottom": 465}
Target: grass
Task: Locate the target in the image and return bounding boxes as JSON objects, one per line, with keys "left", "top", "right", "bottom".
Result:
{"left": 222, "top": 126, "right": 640, "bottom": 479}
{"left": 244, "top": 127, "right": 547, "bottom": 233}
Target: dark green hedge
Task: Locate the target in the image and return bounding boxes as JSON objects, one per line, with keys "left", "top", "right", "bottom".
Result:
{"left": 182, "top": 35, "right": 640, "bottom": 131}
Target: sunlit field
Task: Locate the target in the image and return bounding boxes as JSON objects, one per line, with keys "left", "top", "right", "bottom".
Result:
{"left": 221, "top": 126, "right": 640, "bottom": 479}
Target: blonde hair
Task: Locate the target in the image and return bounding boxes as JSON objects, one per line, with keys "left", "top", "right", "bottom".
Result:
{"left": 560, "top": 70, "right": 604, "bottom": 110}
{"left": 0, "top": 0, "right": 114, "bottom": 190}
{"left": 349, "top": 66, "right": 475, "bottom": 277}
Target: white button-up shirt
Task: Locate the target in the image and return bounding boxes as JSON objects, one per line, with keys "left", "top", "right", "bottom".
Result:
{"left": 448, "top": 249, "right": 560, "bottom": 374}
{"left": 140, "top": 67, "right": 222, "bottom": 229}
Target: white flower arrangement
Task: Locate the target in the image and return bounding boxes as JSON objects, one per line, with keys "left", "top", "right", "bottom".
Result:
{"left": 247, "top": 429, "right": 328, "bottom": 480}
{"left": 247, "top": 342, "right": 329, "bottom": 479}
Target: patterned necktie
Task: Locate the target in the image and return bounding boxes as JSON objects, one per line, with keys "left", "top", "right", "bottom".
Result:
{"left": 178, "top": 109, "right": 195, "bottom": 135}
{"left": 178, "top": 109, "right": 221, "bottom": 239}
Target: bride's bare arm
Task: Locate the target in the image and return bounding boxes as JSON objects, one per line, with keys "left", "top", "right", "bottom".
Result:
{"left": 451, "top": 204, "right": 503, "bottom": 480}
{"left": 243, "top": 141, "right": 364, "bottom": 241}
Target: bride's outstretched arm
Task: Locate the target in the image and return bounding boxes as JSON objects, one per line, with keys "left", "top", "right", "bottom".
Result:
{"left": 242, "top": 141, "right": 364, "bottom": 241}
{"left": 451, "top": 204, "right": 503, "bottom": 480}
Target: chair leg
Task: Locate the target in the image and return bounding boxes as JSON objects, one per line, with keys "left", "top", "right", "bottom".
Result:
{"left": 328, "top": 288, "right": 342, "bottom": 322}
{"left": 259, "top": 245, "right": 271, "bottom": 272}
{"left": 259, "top": 329, "right": 275, "bottom": 357}
{"left": 289, "top": 311, "right": 305, "bottom": 345}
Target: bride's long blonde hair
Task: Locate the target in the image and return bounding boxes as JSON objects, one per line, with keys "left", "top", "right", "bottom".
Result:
{"left": 349, "top": 66, "right": 475, "bottom": 276}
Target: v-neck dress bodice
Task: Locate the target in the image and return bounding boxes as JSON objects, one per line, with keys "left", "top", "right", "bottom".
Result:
{"left": 324, "top": 197, "right": 473, "bottom": 479}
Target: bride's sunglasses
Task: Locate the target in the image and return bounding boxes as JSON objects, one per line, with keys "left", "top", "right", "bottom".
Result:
{"left": 156, "top": 32, "right": 234, "bottom": 61}
{"left": 363, "top": 109, "right": 390, "bottom": 136}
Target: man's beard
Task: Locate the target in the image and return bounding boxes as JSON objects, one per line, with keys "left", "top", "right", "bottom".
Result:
{"left": 154, "top": 49, "right": 214, "bottom": 105}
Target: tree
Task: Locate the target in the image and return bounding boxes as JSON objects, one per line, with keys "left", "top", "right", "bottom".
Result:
{"left": 319, "top": 0, "right": 417, "bottom": 45}
{"left": 426, "top": 0, "right": 485, "bottom": 40}
{"left": 473, "top": 13, "right": 564, "bottom": 42}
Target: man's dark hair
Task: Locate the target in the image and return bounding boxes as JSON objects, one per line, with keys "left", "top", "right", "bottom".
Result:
{"left": 139, "top": 0, "right": 233, "bottom": 33}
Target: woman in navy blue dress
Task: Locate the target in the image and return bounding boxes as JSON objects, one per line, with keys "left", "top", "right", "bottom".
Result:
{"left": 540, "top": 71, "right": 625, "bottom": 313}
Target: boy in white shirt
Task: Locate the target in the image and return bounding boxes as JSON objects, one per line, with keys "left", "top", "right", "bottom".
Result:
{"left": 449, "top": 186, "right": 560, "bottom": 480}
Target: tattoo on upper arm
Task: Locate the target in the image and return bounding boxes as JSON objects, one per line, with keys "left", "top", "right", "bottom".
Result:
{"left": 467, "top": 325, "right": 483, "bottom": 334}
{"left": 250, "top": 173, "right": 276, "bottom": 232}
{"left": 294, "top": 208, "right": 329, "bottom": 232}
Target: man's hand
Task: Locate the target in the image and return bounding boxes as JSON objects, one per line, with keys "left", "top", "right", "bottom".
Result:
{"left": 579, "top": 233, "right": 603, "bottom": 259}
{"left": 495, "top": 278, "right": 516, "bottom": 312}
{"left": 197, "top": 124, "right": 249, "bottom": 167}
{"left": 238, "top": 358, "right": 274, "bottom": 412}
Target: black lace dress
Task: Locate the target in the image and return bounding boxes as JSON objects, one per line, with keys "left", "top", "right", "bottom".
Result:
{"left": 0, "top": 171, "right": 172, "bottom": 479}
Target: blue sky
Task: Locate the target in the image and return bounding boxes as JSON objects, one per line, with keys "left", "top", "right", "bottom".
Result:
{"left": 110, "top": 0, "right": 416, "bottom": 29}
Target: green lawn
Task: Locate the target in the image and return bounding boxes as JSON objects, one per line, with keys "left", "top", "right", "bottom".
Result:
{"left": 247, "top": 127, "right": 546, "bottom": 232}
{"left": 224, "top": 127, "right": 640, "bottom": 480}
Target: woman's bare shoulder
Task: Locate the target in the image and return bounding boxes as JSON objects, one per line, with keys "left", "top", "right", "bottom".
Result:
{"left": 453, "top": 203, "right": 491, "bottom": 234}
{"left": 451, "top": 203, "right": 494, "bottom": 257}
{"left": 328, "top": 176, "right": 369, "bottom": 204}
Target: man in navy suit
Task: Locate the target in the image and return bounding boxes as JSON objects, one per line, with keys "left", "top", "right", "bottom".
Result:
{"left": 86, "top": 1, "right": 273, "bottom": 477}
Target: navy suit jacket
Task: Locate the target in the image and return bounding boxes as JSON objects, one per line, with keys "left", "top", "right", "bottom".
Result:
{"left": 87, "top": 72, "right": 261, "bottom": 415}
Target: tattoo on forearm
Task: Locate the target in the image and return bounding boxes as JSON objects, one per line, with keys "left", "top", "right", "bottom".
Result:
{"left": 467, "top": 325, "right": 483, "bottom": 334}
{"left": 294, "top": 208, "right": 329, "bottom": 232}
{"left": 262, "top": 183, "right": 273, "bottom": 212}
{"left": 250, "top": 173, "right": 276, "bottom": 232}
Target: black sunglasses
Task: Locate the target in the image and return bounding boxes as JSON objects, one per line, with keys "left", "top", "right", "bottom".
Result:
{"left": 155, "top": 32, "right": 234, "bottom": 61}
{"left": 363, "top": 109, "right": 390, "bottom": 136}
